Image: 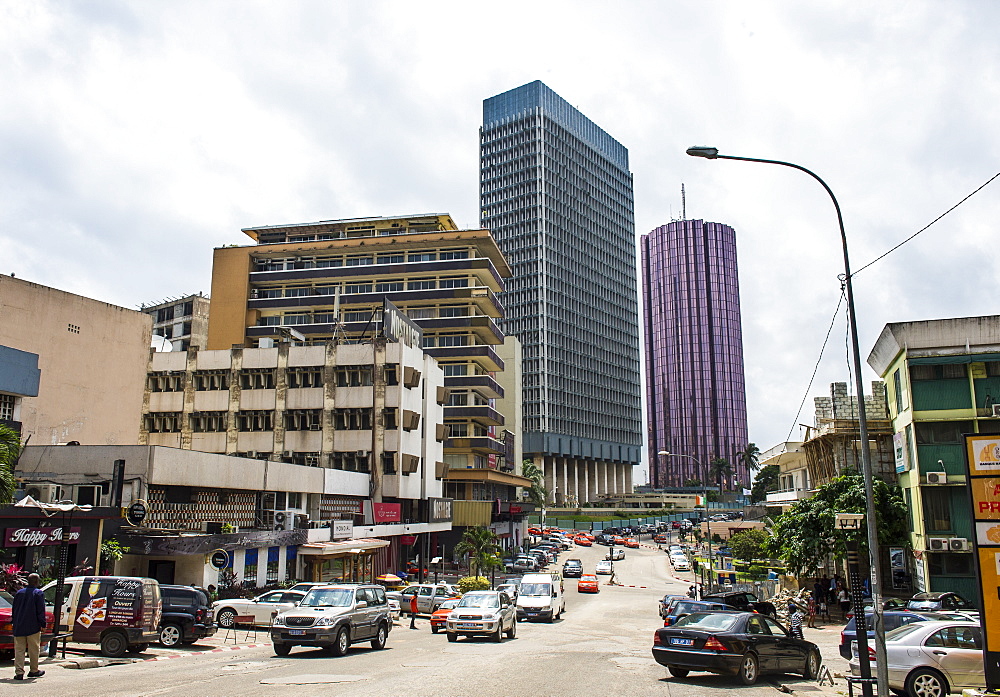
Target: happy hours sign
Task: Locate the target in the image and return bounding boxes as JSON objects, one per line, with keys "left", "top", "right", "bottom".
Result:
{"left": 4, "top": 526, "right": 82, "bottom": 547}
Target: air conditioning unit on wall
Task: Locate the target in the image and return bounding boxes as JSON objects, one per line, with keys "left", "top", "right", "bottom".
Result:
{"left": 992, "top": 404, "right": 1000, "bottom": 417}
{"left": 24, "top": 484, "right": 63, "bottom": 503}
{"left": 926, "top": 472, "right": 948, "bottom": 485}
{"left": 273, "top": 510, "right": 294, "bottom": 532}
{"left": 928, "top": 537, "right": 950, "bottom": 551}
{"left": 949, "top": 538, "right": 970, "bottom": 551}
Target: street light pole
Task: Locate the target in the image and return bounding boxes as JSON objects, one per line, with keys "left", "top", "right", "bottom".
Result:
{"left": 687, "top": 146, "right": 887, "bottom": 697}
{"left": 659, "top": 451, "right": 714, "bottom": 592}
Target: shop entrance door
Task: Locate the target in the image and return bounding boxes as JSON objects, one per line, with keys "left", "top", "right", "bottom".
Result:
{"left": 148, "top": 560, "right": 175, "bottom": 585}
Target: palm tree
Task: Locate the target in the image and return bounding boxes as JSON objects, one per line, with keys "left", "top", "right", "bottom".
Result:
{"left": 454, "top": 526, "right": 502, "bottom": 577}
{"left": 521, "top": 460, "right": 549, "bottom": 507}
{"left": 0, "top": 425, "right": 22, "bottom": 505}
{"left": 738, "top": 443, "right": 760, "bottom": 489}
{"left": 709, "top": 457, "right": 733, "bottom": 491}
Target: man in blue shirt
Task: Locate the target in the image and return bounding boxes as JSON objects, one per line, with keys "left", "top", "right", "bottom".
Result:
{"left": 12, "top": 573, "right": 47, "bottom": 680}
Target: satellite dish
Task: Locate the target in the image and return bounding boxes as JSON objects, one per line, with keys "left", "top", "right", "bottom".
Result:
{"left": 151, "top": 335, "right": 173, "bottom": 352}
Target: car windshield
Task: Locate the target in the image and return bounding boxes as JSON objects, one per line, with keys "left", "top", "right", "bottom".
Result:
{"left": 438, "top": 599, "right": 460, "bottom": 610}
{"left": 0, "top": 591, "right": 11, "bottom": 609}
{"left": 673, "top": 613, "right": 738, "bottom": 631}
{"left": 458, "top": 594, "right": 499, "bottom": 609}
{"left": 907, "top": 600, "right": 939, "bottom": 611}
{"left": 673, "top": 601, "right": 711, "bottom": 615}
{"left": 520, "top": 583, "right": 551, "bottom": 596}
{"left": 300, "top": 588, "right": 355, "bottom": 607}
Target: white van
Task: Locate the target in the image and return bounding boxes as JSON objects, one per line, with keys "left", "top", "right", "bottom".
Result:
{"left": 516, "top": 572, "right": 565, "bottom": 622}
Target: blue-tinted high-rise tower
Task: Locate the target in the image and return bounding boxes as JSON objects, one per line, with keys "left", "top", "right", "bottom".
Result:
{"left": 480, "top": 81, "right": 642, "bottom": 503}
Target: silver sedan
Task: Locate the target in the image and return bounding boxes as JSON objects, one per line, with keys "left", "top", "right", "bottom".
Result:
{"left": 849, "top": 620, "right": 984, "bottom": 697}
{"left": 213, "top": 589, "right": 307, "bottom": 628}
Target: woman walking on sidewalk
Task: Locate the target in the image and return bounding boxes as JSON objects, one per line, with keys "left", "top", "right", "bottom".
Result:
{"left": 806, "top": 594, "right": 817, "bottom": 628}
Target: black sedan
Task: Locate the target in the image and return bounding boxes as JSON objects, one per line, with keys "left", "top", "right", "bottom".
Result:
{"left": 651, "top": 611, "right": 821, "bottom": 685}
{"left": 701, "top": 590, "right": 777, "bottom": 618}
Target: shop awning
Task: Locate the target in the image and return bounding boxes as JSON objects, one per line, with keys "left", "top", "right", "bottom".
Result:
{"left": 297, "top": 538, "right": 389, "bottom": 556}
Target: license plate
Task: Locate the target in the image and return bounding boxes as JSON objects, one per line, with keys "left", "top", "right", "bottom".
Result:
{"left": 288, "top": 629, "right": 306, "bottom": 635}
{"left": 670, "top": 638, "right": 694, "bottom": 646}
{"left": 457, "top": 623, "right": 479, "bottom": 629}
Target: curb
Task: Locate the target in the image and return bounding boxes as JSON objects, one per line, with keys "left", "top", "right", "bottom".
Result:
{"left": 144, "top": 643, "right": 271, "bottom": 661}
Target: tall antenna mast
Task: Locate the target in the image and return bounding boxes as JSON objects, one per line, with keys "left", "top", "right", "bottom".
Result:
{"left": 681, "top": 183, "right": 686, "bottom": 220}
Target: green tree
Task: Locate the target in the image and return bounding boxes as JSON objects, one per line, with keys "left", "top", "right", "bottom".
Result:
{"left": 0, "top": 425, "right": 23, "bottom": 505}
{"left": 709, "top": 457, "right": 733, "bottom": 490}
{"left": 454, "top": 526, "right": 502, "bottom": 577}
{"left": 728, "top": 529, "right": 769, "bottom": 566}
{"left": 750, "top": 464, "right": 780, "bottom": 503}
{"left": 738, "top": 443, "right": 760, "bottom": 488}
{"left": 766, "top": 471, "right": 909, "bottom": 576}
{"left": 521, "top": 459, "right": 549, "bottom": 507}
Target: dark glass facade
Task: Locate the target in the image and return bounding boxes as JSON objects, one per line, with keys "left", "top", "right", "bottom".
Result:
{"left": 480, "top": 81, "right": 642, "bottom": 466}
{"left": 641, "top": 220, "right": 748, "bottom": 487}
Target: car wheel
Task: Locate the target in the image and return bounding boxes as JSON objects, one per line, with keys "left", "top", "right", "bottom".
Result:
{"left": 370, "top": 623, "right": 387, "bottom": 650}
{"left": 431, "top": 624, "right": 439, "bottom": 634}
{"left": 506, "top": 619, "right": 516, "bottom": 639}
{"left": 331, "top": 627, "right": 350, "bottom": 657}
{"left": 447, "top": 632, "right": 457, "bottom": 642}
{"left": 803, "top": 649, "right": 821, "bottom": 679}
{"left": 216, "top": 608, "right": 237, "bottom": 628}
{"left": 737, "top": 652, "right": 759, "bottom": 686}
{"left": 905, "top": 668, "right": 949, "bottom": 697}
{"left": 100, "top": 630, "right": 129, "bottom": 658}
{"left": 668, "top": 666, "right": 689, "bottom": 678}
{"left": 273, "top": 643, "right": 291, "bottom": 656}
{"left": 159, "top": 622, "right": 183, "bottom": 647}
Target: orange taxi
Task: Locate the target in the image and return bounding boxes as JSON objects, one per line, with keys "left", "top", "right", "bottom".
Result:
{"left": 624, "top": 538, "right": 640, "bottom": 549}
{"left": 611, "top": 535, "right": 626, "bottom": 546}
{"left": 577, "top": 574, "right": 600, "bottom": 593}
{"left": 653, "top": 534, "right": 668, "bottom": 544}
{"left": 576, "top": 537, "right": 593, "bottom": 547}
{"left": 429, "top": 598, "right": 461, "bottom": 634}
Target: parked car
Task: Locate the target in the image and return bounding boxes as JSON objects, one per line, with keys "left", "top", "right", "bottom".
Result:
{"left": 213, "top": 589, "right": 307, "bottom": 629}
{"left": 653, "top": 534, "right": 669, "bottom": 544}
{"left": 838, "top": 611, "right": 949, "bottom": 659}
{"left": 672, "top": 559, "right": 691, "bottom": 572}
{"left": 662, "top": 599, "right": 729, "bottom": 627}
{"left": 158, "top": 585, "right": 216, "bottom": 646}
{"left": 270, "top": 584, "right": 392, "bottom": 656}
{"left": 288, "top": 582, "right": 328, "bottom": 593}
{"left": 0, "top": 590, "right": 55, "bottom": 659}
{"left": 577, "top": 575, "right": 600, "bottom": 593}
{"left": 846, "top": 596, "right": 909, "bottom": 620}
{"left": 625, "top": 538, "right": 640, "bottom": 549}
{"left": 906, "top": 592, "right": 978, "bottom": 614}
{"left": 849, "top": 620, "right": 984, "bottom": 696}
{"left": 652, "top": 611, "right": 821, "bottom": 685}
{"left": 386, "top": 584, "right": 461, "bottom": 614}
{"left": 429, "top": 598, "right": 461, "bottom": 634}
{"left": 576, "top": 537, "right": 593, "bottom": 547}
{"left": 701, "top": 591, "right": 777, "bottom": 618}
{"left": 659, "top": 594, "right": 689, "bottom": 620}
{"left": 562, "top": 559, "right": 584, "bottom": 578}
{"left": 606, "top": 548, "right": 626, "bottom": 561}
{"left": 513, "top": 556, "right": 539, "bottom": 572}
{"left": 495, "top": 583, "right": 519, "bottom": 602}
{"left": 595, "top": 560, "right": 613, "bottom": 575}
{"left": 446, "top": 590, "right": 517, "bottom": 642}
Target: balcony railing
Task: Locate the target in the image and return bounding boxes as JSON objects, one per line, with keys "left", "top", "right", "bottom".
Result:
{"left": 765, "top": 488, "right": 812, "bottom": 504}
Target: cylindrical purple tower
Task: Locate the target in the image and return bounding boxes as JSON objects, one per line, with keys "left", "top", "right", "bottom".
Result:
{"left": 641, "top": 219, "right": 749, "bottom": 489}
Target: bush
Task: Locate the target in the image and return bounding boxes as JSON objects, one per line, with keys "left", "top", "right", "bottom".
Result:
{"left": 457, "top": 575, "right": 491, "bottom": 593}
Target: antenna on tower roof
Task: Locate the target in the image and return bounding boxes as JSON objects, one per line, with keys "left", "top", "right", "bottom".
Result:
{"left": 681, "top": 183, "right": 686, "bottom": 220}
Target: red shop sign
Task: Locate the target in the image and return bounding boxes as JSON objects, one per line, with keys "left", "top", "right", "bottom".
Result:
{"left": 400, "top": 535, "right": 418, "bottom": 545}
{"left": 5, "top": 526, "right": 82, "bottom": 547}
{"left": 373, "top": 503, "right": 402, "bottom": 523}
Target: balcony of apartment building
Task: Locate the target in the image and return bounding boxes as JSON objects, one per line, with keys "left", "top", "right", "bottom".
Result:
{"left": 247, "top": 285, "right": 504, "bottom": 318}
{"left": 248, "top": 256, "right": 505, "bottom": 290}
{"left": 425, "top": 344, "right": 504, "bottom": 372}
{"left": 764, "top": 487, "right": 812, "bottom": 505}
{"left": 444, "top": 436, "right": 506, "bottom": 455}
{"left": 443, "top": 405, "right": 504, "bottom": 427}
{"left": 444, "top": 373, "right": 503, "bottom": 399}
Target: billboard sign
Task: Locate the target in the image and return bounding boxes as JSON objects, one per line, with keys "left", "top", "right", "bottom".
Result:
{"left": 382, "top": 299, "right": 422, "bottom": 348}
{"left": 964, "top": 435, "right": 1000, "bottom": 689}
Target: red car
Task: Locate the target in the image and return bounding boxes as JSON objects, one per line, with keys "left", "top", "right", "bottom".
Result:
{"left": 0, "top": 590, "right": 55, "bottom": 657}
{"left": 577, "top": 575, "right": 600, "bottom": 593}
{"left": 429, "top": 598, "right": 461, "bottom": 634}
{"left": 576, "top": 537, "right": 593, "bottom": 547}
{"left": 625, "top": 538, "right": 640, "bottom": 549}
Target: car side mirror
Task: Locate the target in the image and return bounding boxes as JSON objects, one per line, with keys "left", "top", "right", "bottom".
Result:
{"left": 356, "top": 601, "right": 368, "bottom": 609}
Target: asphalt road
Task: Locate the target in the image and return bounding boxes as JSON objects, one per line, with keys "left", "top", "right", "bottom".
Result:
{"left": 0, "top": 540, "right": 846, "bottom": 696}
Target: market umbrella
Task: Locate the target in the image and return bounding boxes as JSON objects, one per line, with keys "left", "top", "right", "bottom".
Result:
{"left": 376, "top": 573, "right": 404, "bottom": 584}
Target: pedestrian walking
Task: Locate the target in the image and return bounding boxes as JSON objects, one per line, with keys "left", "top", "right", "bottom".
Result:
{"left": 837, "top": 586, "right": 850, "bottom": 620}
{"left": 788, "top": 603, "right": 805, "bottom": 640}
{"left": 409, "top": 592, "right": 419, "bottom": 629}
{"left": 12, "top": 573, "right": 47, "bottom": 680}
{"left": 806, "top": 594, "right": 817, "bottom": 628}
{"left": 813, "top": 577, "right": 827, "bottom": 605}
{"left": 818, "top": 598, "right": 830, "bottom": 622}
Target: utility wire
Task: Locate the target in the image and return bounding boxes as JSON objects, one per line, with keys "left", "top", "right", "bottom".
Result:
{"left": 853, "top": 171, "right": 1000, "bottom": 276}
{"left": 784, "top": 290, "right": 845, "bottom": 444}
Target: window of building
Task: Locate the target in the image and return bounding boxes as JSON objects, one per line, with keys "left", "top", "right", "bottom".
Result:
{"left": 285, "top": 286, "right": 312, "bottom": 297}
{"left": 287, "top": 492, "right": 302, "bottom": 509}
{"left": 193, "top": 370, "right": 229, "bottom": 391}
{"left": 190, "top": 411, "right": 228, "bottom": 433}
{"left": 255, "top": 288, "right": 282, "bottom": 299}
{"left": 336, "top": 365, "right": 373, "bottom": 387}
{"left": 181, "top": 301, "right": 194, "bottom": 316}
{"left": 382, "top": 452, "right": 397, "bottom": 474}
{"left": 315, "top": 257, "right": 343, "bottom": 268}
{"left": 406, "top": 307, "right": 435, "bottom": 319}
{"left": 384, "top": 408, "right": 397, "bottom": 429}
{"left": 331, "top": 451, "right": 370, "bottom": 472}
{"left": 375, "top": 281, "right": 404, "bottom": 292}
{"left": 439, "top": 306, "right": 468, "bottom": 317}
{"left": 439, "top": 249, "right": 469, "bottom": 260}
{"left": 145, "top": 412, "right": 183, "bottom": 433}
{"left": 155, "top": 307, "right": 174, "bottom": 323}
{"left": 408, "top": 252, "right": 435, "bottom": 262}
{"left": 333, "top": 408, "right": 372, "bottom": 430}
{"left": 0, "top": 394, "right": 16, "bottom": 421}
{"left": 893, "top": 369, "right": 903, "bottom": 413}
{"left": 288, "top": 367, "right": 323, "bottom": 388}
{"left": 407, "top": 279, "right": 436, "bottom": 290}
{"left": 377, "top": 254, "right": 404, "bottom": 264}
{"left": 922, "top": 488, "right": 953, "bottom": 532}
{"left": 910, "top": 364, "right": 967, "bottom": 380}
{"left": 344, "top": 283, "right": 373, "bottom": 294}
{"left": 148, "top": 373, "right": 184, "bottom": 392}
{"left": 237, "top": 410, "right": 274, "bottom": 432}
{"left": 447, "top": 392, "right": 468, "bottom": 406}
{"left": 385, "top": 365, "right": 398, "bottom": 386}
{"left": 283, "top": 314, "right": 311, "bottom": 325}
{"left": 259, "top": 315, "right": 282, "bottom": 326}
{"left": 915, "top": 421, "right": 973, "bottom": 444}
{"left": 448, "top": 422, "right": 468, "bottom": 438}
{"left": 345, "top": 255, "right": 373, "bottom": 266}
{"left": 285, "top": 409, "right": 322, "bottom": 431}
{"left": 439, "top": 277, "right": 469, "bottom": 288}
{"left": 927, "top": 553, "right": 973, "bottom": 576}
{"left": 438, "top": 334, "right": 468, "bottom": 347}
{"left": 240, "top": 369, "right": 275, "bottom": 390}
{"left": 441, "top": 363, "right": 468, "bottom": 376}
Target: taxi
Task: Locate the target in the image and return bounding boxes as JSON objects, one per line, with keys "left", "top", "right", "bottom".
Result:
{"left": 577, "top": 574, "right": 600, "bottom": 593}
{"left": 576, "top": 537, "right": 593, "bottom": 547}
{"left": 624, "top": 538, "right": 640, "bottom": 549}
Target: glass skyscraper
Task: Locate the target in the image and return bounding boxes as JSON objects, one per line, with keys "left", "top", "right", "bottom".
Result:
{"left": 481, "top": 81, "right": 642, "bottom": 503}
{"left": 641, "top": 219, "right": 748, "bottom": 489}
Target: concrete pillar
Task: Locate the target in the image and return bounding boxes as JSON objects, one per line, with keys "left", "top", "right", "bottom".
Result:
{"left": 597, "top": 462, "right": 607, "bottom": 498}
{"left": 620, "top": 464, "right": 627, "bottom": 494}
{"left": 257, "top": 547, "right": 268, "bottom": 588}
{"left": 625, "top": 464, "right": 633, "bottom": 494}
{"left": 571, "top": 460, "right": 580, "bottom": 507}
{"left": 581, "top": 462, "right": 590, "bottom": 505}
{"left": 558, "top": 459, "right": 568, "bottom": 506}
{"left": 587, "top": 462, "right": 598, "bottom": 503}
{"left": 543, "top": 456, "right": 555, "bottom": 505}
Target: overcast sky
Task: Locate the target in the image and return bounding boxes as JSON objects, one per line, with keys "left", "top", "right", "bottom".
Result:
{"left": 4, "top": 1, "right": 999, "bottom": 480}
